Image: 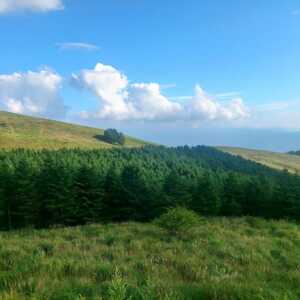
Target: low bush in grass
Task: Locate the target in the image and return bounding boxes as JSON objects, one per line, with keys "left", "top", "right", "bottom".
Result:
{"left": 154, "top": 207, "right": 201, "bottom": 237}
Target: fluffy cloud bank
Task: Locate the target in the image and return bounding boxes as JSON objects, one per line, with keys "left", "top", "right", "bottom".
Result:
{"left": 72, "top": 63, "right": 249, "bottom": 123}
{"left": 0, "top": 63, "right": 248, "bottom": 125}
{"left": 0, "top": 0, "right": 63, "bottom": 14}
{"left": 0, "top": 69, "right": 66, "bottom": 118}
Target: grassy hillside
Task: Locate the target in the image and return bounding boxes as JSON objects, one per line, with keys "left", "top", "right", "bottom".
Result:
{"left": 0, "top": 218, "right": 299, "bottom": 300}
{"left": 0, "top": 111, "right": 147, "bottom": 149}
{"left": 219, "top": 146, "right": 300, "bottom": 174}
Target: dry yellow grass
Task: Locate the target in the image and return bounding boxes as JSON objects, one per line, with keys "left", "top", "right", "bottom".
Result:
{"left": 219, "top": 146, "right": 300, "bottom": 173}
{"left": 0, "top": 111, "right": 147, "bottom": 149}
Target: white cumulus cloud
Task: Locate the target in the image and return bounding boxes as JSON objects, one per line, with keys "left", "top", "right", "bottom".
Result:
{"left": 0, "top": 0, "right": 64, "bottom": 14}
{"left": 128, "top": 83, "right": 182, "bottom": 121}
{"left": 72, "top": 62, "right": 249, "bottom": 124}
{"left": 72, "top": 63, "right": 131, "bottom": 120}
{"left": 0, "top": 69, "right": 67, "bottom": 118}
{"left": 187, "top": 85, "right": 249, "bottom": 122}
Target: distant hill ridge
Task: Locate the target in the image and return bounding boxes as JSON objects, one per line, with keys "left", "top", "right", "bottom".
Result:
{"left": 2, "top": 111, "right": 300, "bottom": 175}
{"left": 0, "top": 111, "right": 147, "bottom": 149}
{"left": 288, "top": 150, "right": 300, "bottom": 156}
{"left": 219, "top": 146, "right": 300, "bottom": 174}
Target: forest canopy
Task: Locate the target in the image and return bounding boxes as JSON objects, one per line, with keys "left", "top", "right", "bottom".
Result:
{"left": 0, "top": 145, "right": 300, "bottom": 230}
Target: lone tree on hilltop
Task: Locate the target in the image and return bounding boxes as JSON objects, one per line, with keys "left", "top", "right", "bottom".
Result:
{"left": 104, "top": 129, "right": 125, "bottom": 145}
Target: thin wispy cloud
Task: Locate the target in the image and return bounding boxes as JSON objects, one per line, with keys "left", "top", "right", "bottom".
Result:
{"left": 215, "top": 91, "right": 241, "bottom": 99}
{"left": 0, "top": 0, "right": 64, "bottom": 14}
{"left": 160, "top": 83, "right": 177, "bottom": 90}
{"left": 254, "top": 100, "right": 300, "bottom": 112}
{"left": 170, "top": 91, "right": 241, "bottom": 102}
{"left": 58, "top": 42, "right": 100, "bottom": 51}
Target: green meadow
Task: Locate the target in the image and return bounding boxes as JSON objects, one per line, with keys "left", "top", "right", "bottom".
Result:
{"left": 1, "top": 217, "right": 299, "bottom": 300}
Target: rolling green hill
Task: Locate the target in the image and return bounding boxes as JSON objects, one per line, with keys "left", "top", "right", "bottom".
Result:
{"left": 219, "top": 146, "right": 300, "bottom": 174}
{"left": 0, "top": 111, "right": 147, "bottom": 149}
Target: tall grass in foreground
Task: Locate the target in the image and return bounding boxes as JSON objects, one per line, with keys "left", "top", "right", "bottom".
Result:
{"left": 0, "top": 217, "right": 299, "bottom": 299}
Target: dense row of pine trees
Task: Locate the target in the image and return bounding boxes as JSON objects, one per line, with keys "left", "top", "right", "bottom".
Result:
{"left": 0, "top": 146, "right": 300, "bottom": 230}
{"left": 289, "top": 150, "right": 300, "bottom": 156}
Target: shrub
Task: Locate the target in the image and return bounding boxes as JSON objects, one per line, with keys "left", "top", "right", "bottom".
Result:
{"left": 104, "top": 129, "right": 125, "bottom": 145}
{"left": 154, "top": 207, "right": 201, "bottom": 236}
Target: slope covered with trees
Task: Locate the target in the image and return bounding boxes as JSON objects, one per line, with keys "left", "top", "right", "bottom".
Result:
{"left": 1, "top": 145, "right": 300, "bottom": 230}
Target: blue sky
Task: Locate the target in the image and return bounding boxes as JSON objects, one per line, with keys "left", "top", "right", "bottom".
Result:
{"left": 1, "top": 0, "right": 300, "bottom": 150}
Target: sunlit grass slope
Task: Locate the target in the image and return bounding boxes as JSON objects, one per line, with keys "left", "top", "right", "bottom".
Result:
{"left": 0, "top": 111, "right": 147, "bottom": 149}
{"left": 219, "top": 146, "right": 300, "bottom": 174}
{"left": 0, "top": 218, "right": 299, "bottom": 300}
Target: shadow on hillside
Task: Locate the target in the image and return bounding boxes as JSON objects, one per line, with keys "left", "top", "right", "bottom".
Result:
{"left": 94, "top": 134, "right": 123, "bottom": 146}
{"left": 0, "top": 122, "right": 8, "bottom": 128}
{"left": 94, "top": 134, "right": 108, "bottom": 143}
